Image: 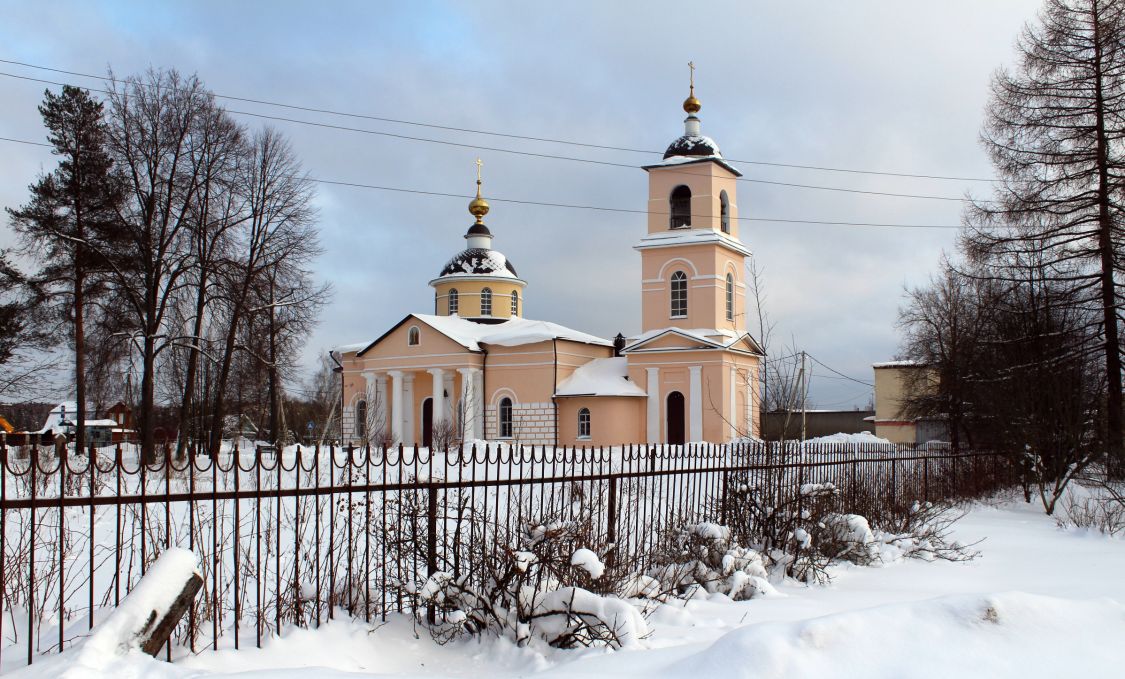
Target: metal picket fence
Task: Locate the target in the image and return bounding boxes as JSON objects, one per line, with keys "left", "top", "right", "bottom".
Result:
{"left": 0, "top": 440, "right": 1013, "bottom": 668}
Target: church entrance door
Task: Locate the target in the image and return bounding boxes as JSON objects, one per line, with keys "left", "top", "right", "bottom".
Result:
{"left": 666, "top": 391, "right": 685, "bottom": 445}
{"left": 422, "top": 398, "right": 433, "bottom": 449}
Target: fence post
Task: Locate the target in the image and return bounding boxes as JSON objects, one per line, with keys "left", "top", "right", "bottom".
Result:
{"left": 605, "top": 475, "right": 618, "bottom": 580}
{"left": 720, "top": 467, "right": 730, "bottom": 525}
{"left": 923, "top": 455, "right": 930, "bottom": 503}
{"left": 891, "top": 457, "right": 898, "bottom": 517}
{"left": 426, "top": 483, "right": 438, "bottom": 625}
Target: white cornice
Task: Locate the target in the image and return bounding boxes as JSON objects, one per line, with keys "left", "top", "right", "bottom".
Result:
{"left": 633, "top": 229, "right": 752, "bottom": 257}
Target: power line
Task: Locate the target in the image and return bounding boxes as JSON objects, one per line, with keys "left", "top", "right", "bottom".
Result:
{"left": 0, "top": 135, "right": 50, "bottom": 147}
{"left": 0, "top": 57, "right": 1003, "bottom": 184}
{"left": 807, "top": 354, "right": 875, "bottom": 387}
{"left": 0, "top": 68, "right": 996, "bottom": 204}
{"left": 0, "top": 135, "right": 966, "bottom": 229}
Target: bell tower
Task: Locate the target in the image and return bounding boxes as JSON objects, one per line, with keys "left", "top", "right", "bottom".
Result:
{"left": 635, "top": 64, "right": 751, "bottom": 338}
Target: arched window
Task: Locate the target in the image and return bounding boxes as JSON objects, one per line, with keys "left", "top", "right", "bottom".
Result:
{"left": 670, "top": 185, "right": 691, "bottom": 229}
{"left": 448, "top": 288, "right": 459, "bottom": 315}
{"left": 725, "top": 273, "right": 734, "bottom": 321}
{"left": 510, "top": 290, "right": 519, "bottom": 316}
{"left": 577, "top": 407, "right": 591, "bottom": 439}
{"left": 498, "top": 397, "right": 513, "bottom": 438}
{"left": 670, "top": 270, "right": 688, "bottom": 318}
{"left": 408, "top": 326, "right": 420, "bottom": 346}
{"left": 481, "top": 288, "right": 492, "bottom": 316}
{"left": 720, "top": 190, "right": 730, "bottom": 233}
{"left": 355, "top": 400, "right": 367, "bottom": 438}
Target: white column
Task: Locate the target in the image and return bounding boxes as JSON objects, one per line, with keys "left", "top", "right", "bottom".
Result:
{"left": 389, "top": 370, "right": 404, "bottom": 444}
{"left": 429, "top": 368, "right": 446, "bottom": 427}
{"left": 362, "top": 371, "right": 377, "bottom": 441}
{"left": 729, "top": 366, "right": 738, "bottom": 442}
{"left": 746, "top": 376, "right": 755, "bottom": 437}
{"left": 443, "top": 372, "right": 455, "bottom": 421}
{"left": 375, "top": 373, "right": 388, "bottom": 438}
{"left": 458, "top": 367, "right": 477, "bottom": 441}
{"left": 646, "top": 367, "right": 660, "bottom": 444}
{"left": 689, "top": 365, "right": 703, "bottom": 443}
{"left": 403, "top": 373, "right": 416, "bottom": 446}
{"left": 473, "top": 369, "right": 485, "bottom": 439}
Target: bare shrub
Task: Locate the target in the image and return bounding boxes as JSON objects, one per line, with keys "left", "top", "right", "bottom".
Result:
{"left": 1057, "top": 480, "right": 1125, "bottom": 537}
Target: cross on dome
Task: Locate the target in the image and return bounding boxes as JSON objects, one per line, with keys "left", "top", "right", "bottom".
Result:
{"left": 468, "top": 157, "right": 490, "bottom": 224}
{"left": 683, "top": 60, "right": 701, "bottom": 114}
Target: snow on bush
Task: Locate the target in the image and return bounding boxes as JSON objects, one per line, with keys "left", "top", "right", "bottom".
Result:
{"left": 398, "top": 485, "right": 648, "bottom": 650}
{"left": 570, "top": 548, "right": 605, "bottom": 579}
{"left": 644, "top": 522, "right": 776, "bottom": 601}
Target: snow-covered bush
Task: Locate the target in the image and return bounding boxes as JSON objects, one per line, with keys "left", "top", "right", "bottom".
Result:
{"left": 644, "top": 522, "right": 776, "bottom": 601}
{"left": 715, "top": 478, "right": 847, "bottom": 583}
{"left": 394, "top": 484, "right": 648, "bottom": 649}
{"left": 711, "top": 477, "right": 976, "bottom": 583}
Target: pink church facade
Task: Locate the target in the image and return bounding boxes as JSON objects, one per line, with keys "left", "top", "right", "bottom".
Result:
{"left": 334, "top": 86, "right": 762, "bottom": 447}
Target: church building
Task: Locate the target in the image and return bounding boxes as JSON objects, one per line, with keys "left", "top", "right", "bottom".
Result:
{"left": 334, "top": 76, "right": 763, "bottom": 447}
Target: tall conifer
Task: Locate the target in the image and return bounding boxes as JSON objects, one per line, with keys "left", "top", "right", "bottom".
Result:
{"left": 8, "top": 85, "right": 122, "bottom": 452}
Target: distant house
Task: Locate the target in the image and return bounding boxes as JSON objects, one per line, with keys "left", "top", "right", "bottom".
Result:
{"left": 871, "top": 362, "right": 949, "bottom": 445}
{"left": 36, "top": 401, "right": 137, "bottom": 446}
{"left": 105, "top": 402, "right": 135, "bottom": 430}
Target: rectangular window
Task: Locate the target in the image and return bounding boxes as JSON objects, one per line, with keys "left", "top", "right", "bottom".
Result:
{"left": 481, "top": 288, "right": 493, "bottom": 316}
{"left": 671, "top": 272, "right": 688, "bottom": 318}
{"left": 725, "top": 275, "right": 734, "bottom": 321}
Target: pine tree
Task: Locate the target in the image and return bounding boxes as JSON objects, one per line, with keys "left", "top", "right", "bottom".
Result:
{"left": 966, "top": 0, "right": 1125, "bottom": 468}
{"left": 8, "top": 85, "right": 122, "bottom": 452}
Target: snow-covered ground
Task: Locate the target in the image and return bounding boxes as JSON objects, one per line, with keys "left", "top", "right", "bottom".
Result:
{"left": 8, "top": 493, "right": 1123, "bottom": 679}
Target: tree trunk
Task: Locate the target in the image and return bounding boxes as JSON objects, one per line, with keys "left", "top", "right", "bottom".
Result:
{"left": 175, "top": 275, "right": 207, "bottom": 459}
{"left": 267, "top": 282, "right": 279, "bottom": 444}
{"left": 1092, "top": 9, "right": 1124, "bottom": 466}
{"left": 74, "top": 205, "right": 86, "bottom": 456}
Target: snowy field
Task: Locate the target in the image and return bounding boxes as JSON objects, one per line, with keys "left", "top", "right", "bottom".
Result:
{"left": 8, "top": 493, "right": 1123, "bottom": 679}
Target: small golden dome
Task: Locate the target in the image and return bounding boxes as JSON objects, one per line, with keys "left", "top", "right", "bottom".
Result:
{"left": 469, "top": 189, "right": 490, "bottom": 223}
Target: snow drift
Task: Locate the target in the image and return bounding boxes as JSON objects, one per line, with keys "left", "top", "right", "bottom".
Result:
{"left": 666, "top": 592, "right": 1125, "bottom": 679}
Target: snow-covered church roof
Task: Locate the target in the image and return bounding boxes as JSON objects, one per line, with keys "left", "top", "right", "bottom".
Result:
{"left": 345, "top": 313, "right": 612, "bottom": 356}
{"left": 437, "top": 248, "right": 519, "bottom": 279}
{"left": 555, "top": 357, "right": 646, "bottom": 397}
{"left": 664, "top": 133, "right": 722, "bottom": 160}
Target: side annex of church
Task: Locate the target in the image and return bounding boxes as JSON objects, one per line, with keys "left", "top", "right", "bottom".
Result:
{"left": 334, "top": 76, "right": 763, "bottom": 447}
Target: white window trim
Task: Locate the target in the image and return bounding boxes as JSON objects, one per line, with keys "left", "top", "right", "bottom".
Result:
{"left": 481, "top": 288, "right": 493, "bottom": 316}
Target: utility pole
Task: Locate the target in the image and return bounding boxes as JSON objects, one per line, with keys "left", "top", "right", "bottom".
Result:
{"left": 799, "top": 351, "right": 808, "bottom": 442}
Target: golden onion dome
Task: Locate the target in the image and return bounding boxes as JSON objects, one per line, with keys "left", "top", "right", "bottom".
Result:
{"left": 469, "top": 188, "right": 489, "bottom": 223}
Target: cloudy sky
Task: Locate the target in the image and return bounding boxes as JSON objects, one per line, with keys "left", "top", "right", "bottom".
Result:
{"left": 0, "top": 0, "right": 1043, "bottom": 408}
